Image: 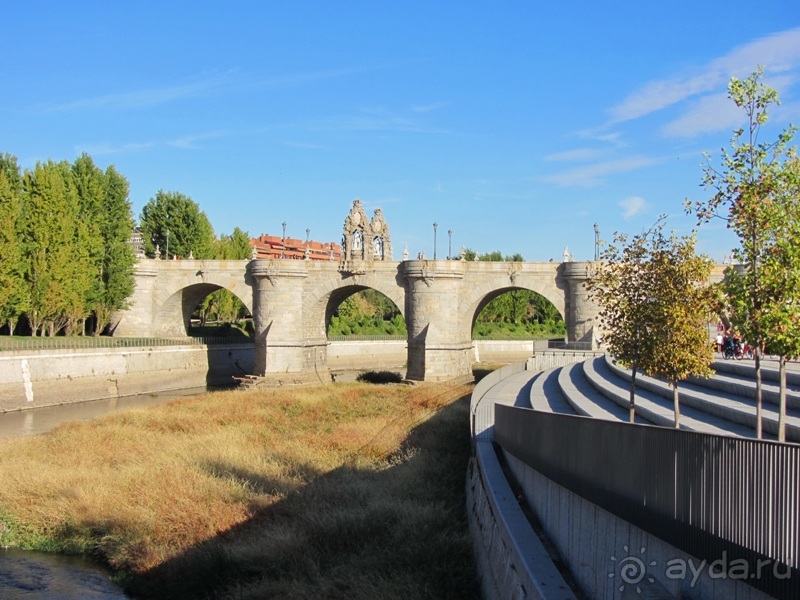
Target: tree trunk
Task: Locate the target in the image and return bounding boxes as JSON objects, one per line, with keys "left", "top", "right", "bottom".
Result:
{"left": 755, "top": 348, "right": 763, "bottom": 439}
{"left": 779, "top": 355, "right": 787, "bottom": 443}
{"left": 672, "top": 381, "right": 680, "bottom": 428}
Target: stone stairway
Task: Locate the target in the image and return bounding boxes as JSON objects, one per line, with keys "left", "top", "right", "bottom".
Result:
{"left": 517, "top": 353, "right": 800, "bottom": 443}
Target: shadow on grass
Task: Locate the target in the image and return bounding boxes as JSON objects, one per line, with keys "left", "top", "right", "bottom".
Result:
{"left": 121, "top": 396, "right": 480, "bottom": 600}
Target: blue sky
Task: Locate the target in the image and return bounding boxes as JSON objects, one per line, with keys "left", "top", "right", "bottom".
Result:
{"left": 3, "top": 2, "right": 799, "bottom": 262}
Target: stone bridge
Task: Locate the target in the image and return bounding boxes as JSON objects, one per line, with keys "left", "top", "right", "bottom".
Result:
{"left": 112, "top": 258, "right": 600, "bottom": 382}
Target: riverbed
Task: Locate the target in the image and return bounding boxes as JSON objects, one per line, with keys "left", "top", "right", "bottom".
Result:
{"left": 0, "top": 386, "right": 223, "bottom": 598}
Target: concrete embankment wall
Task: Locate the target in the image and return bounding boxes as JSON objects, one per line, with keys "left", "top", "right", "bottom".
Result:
{"left": 0, "top": 339, "right": 548, "bottom": 412}
{"left": 0, "top": 344, "right": 254, "bottom": 412}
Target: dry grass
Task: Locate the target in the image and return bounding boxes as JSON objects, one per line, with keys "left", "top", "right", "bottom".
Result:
{"left": 0, "top": 381, "right": 478, "bottom": 599}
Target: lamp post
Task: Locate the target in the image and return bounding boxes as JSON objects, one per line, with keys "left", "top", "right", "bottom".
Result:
{"left": 433, "top": 222, "right": 438, "bottom": 260}
{"left": 594, "top": 223, "right": 600, "bottom": 261}
{"left": 281, "top": 221, "right": 286, "bottom": 259}
{"left": 448, "top": 229, "right": 452, "bottom": 260}
{"left": 165, "top": 228, "right": 170, "bottom": 260}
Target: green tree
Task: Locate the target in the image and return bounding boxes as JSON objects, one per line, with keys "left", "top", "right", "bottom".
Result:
{"left": 589, "top": 219, "right": 715, "bottom": 425}
{"left": 644, "top": 232, "right": 716, "bottom": 428}
{"left": 22, "top": 161, "right": 87, "bottom": 336}
{"left": 0, "top": 154, "right": 27, "bottom": 334}
{"left": 69, "top": 154, "right": 106, "bottom": 335}
{"left": 686, "top": 67, "right": 798, "bottom": 438}
{"left": 588, "top": 224, "right": 662, "bottom": 422}
{"left": 140, "top": 191, "right": 216, "bottom": 260}
{"left": 93, "top": 165, "right": 137, "bottom": 335}
{"left": 215, "top": 227, "right": 252, "bottom": 260}
{"left": 754, "top": 157, "right": 800, "bottom": 441}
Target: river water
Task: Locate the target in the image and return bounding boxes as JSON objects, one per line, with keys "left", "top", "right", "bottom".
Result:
{"left": 0, "top": 386, "right": 212, "bottom": 439}
{"left": 0, "top": 386, "right": 219, "bottom": 598}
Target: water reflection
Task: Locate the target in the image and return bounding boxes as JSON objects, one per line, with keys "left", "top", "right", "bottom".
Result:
{"left": 0, "top": 387, "right": 214, "bottom": 439}
{"left": 0, "top": 548, "right": 130, "bottom": 599}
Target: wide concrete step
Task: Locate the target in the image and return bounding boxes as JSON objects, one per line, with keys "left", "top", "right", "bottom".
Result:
{"left": 711, "top": 357, "right": 800, "bottom": 388}
{"left": 529, "top": 367, "right": 576, "bottom": 414}
{"left": 483, "top": 370, "right": 539, "bottom": 409}
{"left": 557, "top": 362, "right": 651, "bottom": 424}
{"left": 605, "top": 354, "right": 800, "bottom": 441}
{"left": 687, "top": 362, "right": 800, "bottom": 410}
{"left": 588, "top": 357, "right": 762, "bottom": 438}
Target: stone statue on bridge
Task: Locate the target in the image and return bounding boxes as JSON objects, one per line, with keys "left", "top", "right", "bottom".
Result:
{"left": 341, "top": 199, "right": 393, "bottom": 263}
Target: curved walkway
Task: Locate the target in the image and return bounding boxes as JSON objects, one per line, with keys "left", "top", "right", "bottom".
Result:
{"left": 468, "top": 351, "right": 799, "bottom": 600}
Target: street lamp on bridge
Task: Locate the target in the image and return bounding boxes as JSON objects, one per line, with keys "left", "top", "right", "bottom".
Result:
{"left": 281, "top": 222, "right": 286, "bottom": 259}
{"left": 448, "top": 229, "right": 452, "bottom": 260}
{"left": 594, "top": 223, "right": 600, "bottom": 261}
{"left": 433, "top": 222, "right": 438, "bottom": 260}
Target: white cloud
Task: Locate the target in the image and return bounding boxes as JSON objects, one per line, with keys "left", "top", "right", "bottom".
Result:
{"left": 75, "top": 141, "right": 157, "bottom": 156}
{"left": 620, "top": 196, "right": 646, "bottom": 219}
{"left": 167, "top": 130, "right": 232, "bottom": 149}
{"left": 541, "top": 156, "right": 659, "bottom": 187}
{"left": 661, "top": 93, "right": 741, "bottom": 137}
{"left": 662, "top": 73, "right": 798, "bottom": 137}
{"left": 608, "top": 27, "right": 800, "bottom": 124}
{"left": 411, "top": 102, "right": 448, "bottom": 113}
{"left": 544, "top": 148, "right": 606, "bottom": 162}
{"left": 45, "top": 78, "right": 230, "bottom": 112}
{"left": 43, "top": 67, "right": 364, "bottom": 113}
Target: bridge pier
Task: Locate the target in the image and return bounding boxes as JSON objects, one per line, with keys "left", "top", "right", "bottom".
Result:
{"left": 404, "top": 261, "right": 473, "bottom": 382}
{"left": 249, "top": 260, "right": 328, "bottom": 380}
{"left": 561, "top": 261, "right": 600, "bottom": 349}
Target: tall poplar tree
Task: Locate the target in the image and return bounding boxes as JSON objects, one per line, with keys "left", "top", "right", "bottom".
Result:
{"left": 0, "top": 154, "right": 27, "bottom": 334}
{"left": 22, "top": 161, "right": 83, "bottom": 335}
{"left": 93, "top": 164, "right": 137, "bottom": 335}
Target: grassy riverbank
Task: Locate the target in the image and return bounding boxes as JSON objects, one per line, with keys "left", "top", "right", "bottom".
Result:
{"left": 0, "top": 382, "right": 479, "bottom": 599}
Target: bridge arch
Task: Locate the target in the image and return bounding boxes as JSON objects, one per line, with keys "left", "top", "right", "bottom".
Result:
{"left": 301, "top": 272, "right": 406, "bottom": 341}
{"left": 459, "top": 274, "right": 566, "bottom": 342}
{"left": 152, "top": 282, "right": 254, "bottom": 337}
{"left": 144, "top": 261, "right": 254, "bottom": 337}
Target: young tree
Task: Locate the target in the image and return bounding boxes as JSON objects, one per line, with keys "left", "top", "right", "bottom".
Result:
{"left": 140, "top": 190, "right": 216, "bottom": 259}
{"left": 589, "top": 219, "right": 715, "bottom": 425}
{"left": 686, "top": 67, "right": 798, "bottom": 438}
{"left": 644, "top": 233, "right": 716, "bottom": 428}
{"left": 758, "top": 157, "right": 800, "bottom": 441}
{"left": 588, "top": 223, "right": 662, "bottom": 422}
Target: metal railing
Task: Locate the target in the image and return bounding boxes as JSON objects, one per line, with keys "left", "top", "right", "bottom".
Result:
{"left": 495, "top": 405, "right": 800, "bottom": 599}
{"left": 0, "top": 336, "right": 254, "bottom": 352}
{"left": 546, "top": 340, "right": 594, "bottom": 350}
{"left": 327, "top": 335, "right": 406, "bottom": 342}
